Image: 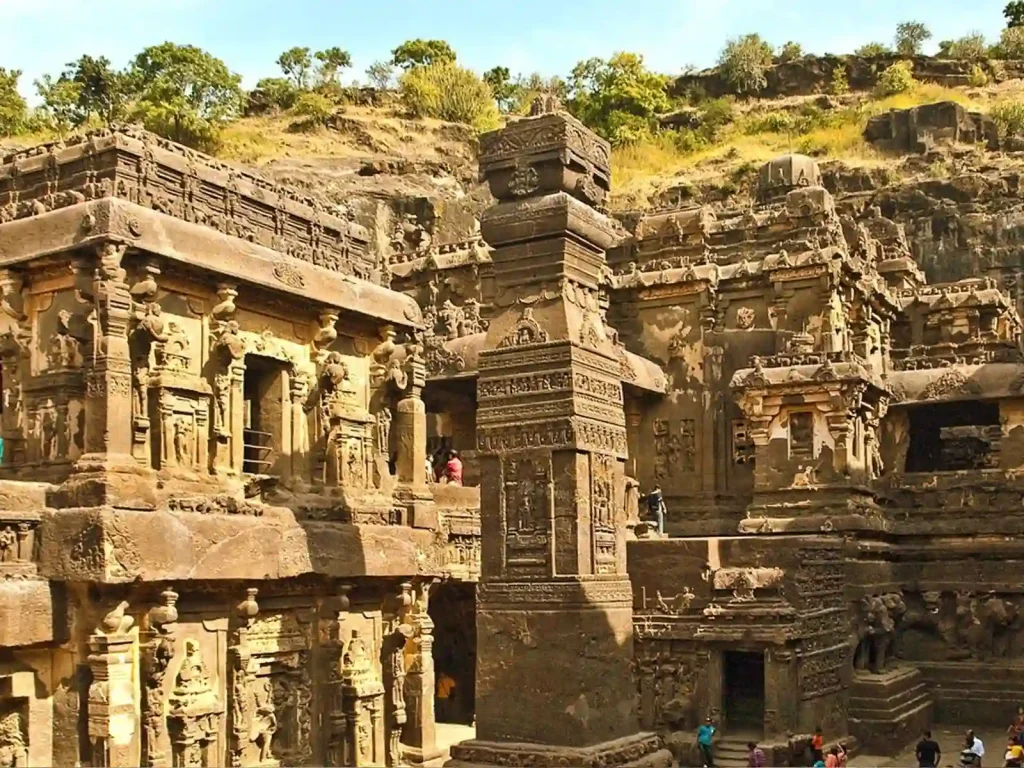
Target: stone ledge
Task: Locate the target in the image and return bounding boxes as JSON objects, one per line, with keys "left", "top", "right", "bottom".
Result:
{"left": 448, "top": 732, "right": 670, "bottom": 768}
{"left": 37, "top": 506, "right": 442, "bottom": 583}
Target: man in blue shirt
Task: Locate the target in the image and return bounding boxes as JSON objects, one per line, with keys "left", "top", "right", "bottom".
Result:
{"left": 696, "top": 716, "right": 716, "bottom": 767}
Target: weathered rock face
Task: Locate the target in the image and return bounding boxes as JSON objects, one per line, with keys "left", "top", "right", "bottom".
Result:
{"left": 672, "top": 54, "right": 1024, "bottom": 99}
{"left": 863, "top": 101, "right": 999, "bottom": 154}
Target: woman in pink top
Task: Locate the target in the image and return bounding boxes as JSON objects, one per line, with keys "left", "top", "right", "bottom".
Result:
{"left": 444, "top": 450, "right": 463, "bottom": 486}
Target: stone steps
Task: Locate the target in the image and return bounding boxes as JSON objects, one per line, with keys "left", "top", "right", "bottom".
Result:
{"left": 849, "top": 665, "right": 935, "bottom": 754}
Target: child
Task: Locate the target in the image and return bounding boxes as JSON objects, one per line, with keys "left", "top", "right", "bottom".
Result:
{"left": 811, "top": 727, "right": 825, "bottom": 764}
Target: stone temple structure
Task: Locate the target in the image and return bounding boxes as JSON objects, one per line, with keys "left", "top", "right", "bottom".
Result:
{"left": 4, "top": 103, "right": 1024, "bottom": 767}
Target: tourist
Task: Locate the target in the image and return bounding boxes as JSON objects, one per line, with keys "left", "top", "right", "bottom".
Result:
{"left": 836, "top": 742, "right": 848, "bottom": 767}
{"left": 437, "top": 671, "right": 456, "bottom": 721}
{"left": 1005, "top": 739, "right": 1024, "bottom": 768}
{"left": 824, "top": 745, "right": 842, "bottom": 768}
{"left": 696, "top": 716, "right": 716, "bottom": 768}
{"left": 746, "top": 741, "right": 766, "bottom": 767}
{"left": 645, "top": 484, "right": 666, "bottom": 535}
{"left": 424, "top": 454, "right": 433, "bottom": 484}
{"left": 1009, "top": 705, "right": 1024, "bottom": 746}
{"left": 811, "top": 726, "right": 825, "bottom": 764}
{"left": 444, "top": 449, "right": 463, "bottom": 486}
{"left": 968, "top": 729, "right": 986, "bottom": 767}
{"left": 916, "top": 729, "right": 941, "bottom": 767}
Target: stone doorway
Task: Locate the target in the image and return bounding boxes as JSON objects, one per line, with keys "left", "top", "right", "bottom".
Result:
{"left": 430, "top": 580, "right": 476, "bottom": 725}
{"left": 723, "top": 650, "right": 765, "bottom": 732}
{"left": 242, "top": 355, "right": 288, "bottom": 476}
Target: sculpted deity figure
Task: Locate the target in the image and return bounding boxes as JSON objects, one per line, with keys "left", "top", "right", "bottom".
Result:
{"left": 249, "top": 677, "right": 277, "bottom": 764}
{"left": 376, "top": 407, "right": 393, "bottom": 457}
{"left": 173, "top": 418, "right": 193, "bottom": 467}
{"left": 439, "top": 300, "right": 461, "bottom": 341}
{"left": 0, "top": 526, "right": 15, "bottom": 562}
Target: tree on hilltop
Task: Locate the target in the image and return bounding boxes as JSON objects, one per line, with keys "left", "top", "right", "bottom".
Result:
{"left": 566, "top": 52, "right": 670, "bottom": 145}
{"left": 483, "top": 66, "right": 519, "bottom": 112}
{"left": 66, "top": 55, "right": 128, "bottom": 125}
{"left": 366, "top": 61, "right": 395, "bottom": 89}
{"left": 0, "top": 68, "right": 27, "bottom": 137}
{"left": 126, "top": 42, "right": 243, "bottom": 150}
{"left": 718, "top": 33, "right": 775, "bottom": 95}
{"left": 277, "top": 47, "right": 313, "bottom": 89}
{"left": 315, "top": 47, "right": 352, "bottom": 87}
{"left": 1006, "top": 1, "right": 1024, "bottom": 28}
{"left": 855, "top": 42, "right": 891, "bottom": 57}
{"left": 391, "top": 39, "right": 456, "bottom": 70}
{"left": 35, "top": 74, "right": 82, "bottom": 137}
{"left": 894, "top": 21, "right": 932, "bottom": 56}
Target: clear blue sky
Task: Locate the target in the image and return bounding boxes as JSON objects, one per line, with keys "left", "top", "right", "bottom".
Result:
{"left": 0, "top": 0, "right": 1010, "bottom": 99}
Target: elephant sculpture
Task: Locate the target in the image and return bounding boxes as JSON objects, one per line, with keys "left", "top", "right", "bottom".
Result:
{"left": 853, "top": 592, "right": 905, "bottom": 673}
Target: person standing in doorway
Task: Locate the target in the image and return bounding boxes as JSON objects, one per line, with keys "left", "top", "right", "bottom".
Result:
{"left": 436, "top": 671, "right": 456, "bottom": 722}
{"left": 696, "top": 716, "right": 716, "bottom": 768}
{"left": 645, "top": 484, "right": 666, "bottom": 535}
{"left": 916, "top": 729, "right": 941, "bottom": 767}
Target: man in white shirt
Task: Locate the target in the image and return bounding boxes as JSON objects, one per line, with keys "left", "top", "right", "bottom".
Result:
{"left": 967, "top": 729, "right": 984, "bottom": 767}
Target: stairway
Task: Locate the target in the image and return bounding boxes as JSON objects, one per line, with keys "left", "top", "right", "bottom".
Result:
{"left": 710, "top": 738, "right": 755, "bottom": 768}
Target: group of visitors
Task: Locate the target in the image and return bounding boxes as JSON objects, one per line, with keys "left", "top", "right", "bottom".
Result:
{"left": 695, "top": 719, "right": 849, "bottom": 768}
{"left": 914, "top": 707, "right": 1024, "bottom": 768}
{"left": 426, "top": 448, "right": 462, "bottom": 485}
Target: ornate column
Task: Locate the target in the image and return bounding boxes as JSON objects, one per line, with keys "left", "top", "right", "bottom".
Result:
{"left": 142, "top": 589, "right": 178, "bottom": 768}
{"left": 210, "top": 284, "right": 246, "bottom": 476}
{"left": 327, "top": 585, "right": 353, "bottom": 766}
{"left": 393, "top": 351, "right": 435, "bottom": 528}
{"left": 384, "top": 583, "right": 415, "bottom": 767}
{"left": 288, "top": 368, "right": 312, "bottom": 486}
{"left": 401, "top": 580, "right": 441, "bottom": 765}
{"left": 87, "top": 602, "right": 139, "bottom": 767}
{"left": 449, "top": 103, "right": 669, "bottom": 768}
{"left": 340, "top": 629, "right": 386, "bottom": 767}
{"left": 67, "top": 241, "right": 144, "bottom": 504}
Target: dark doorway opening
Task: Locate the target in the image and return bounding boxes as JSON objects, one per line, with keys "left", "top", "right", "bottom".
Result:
{"left": 723, "top": 650, "right": 764, "bottom": 732}
{"left": 430, "top": 580, "right": 476, "bottom": 725}
{"left": 242, "top": 356, "right": 288, "bottom": 476}
{"left": 905, "top": 400, "right": 1000, "bottom": 473}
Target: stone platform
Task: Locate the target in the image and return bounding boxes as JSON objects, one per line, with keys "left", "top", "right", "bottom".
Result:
{"left": 447, "top": 732, "right": 672, "bottom": 768}
{"left": 848, "top": 665, "right": 934, "bottom": 753}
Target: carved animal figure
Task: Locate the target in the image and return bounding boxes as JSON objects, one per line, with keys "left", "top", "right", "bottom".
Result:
{"left": 853, "top": 593, "right": 902, "bottom": 673}
{"left": 101, "top": 601, "right": 135, "bottom": 635}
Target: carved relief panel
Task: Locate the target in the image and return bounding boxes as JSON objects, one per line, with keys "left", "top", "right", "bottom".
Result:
{"left": 501, "top": 454, "right": 553, "bottom": 578}
{"left": 591, "top": 453, "right": 617, "bottom": 574}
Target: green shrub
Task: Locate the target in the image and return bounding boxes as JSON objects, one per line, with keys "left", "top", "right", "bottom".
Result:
{"left": 968, "top": 64, "right": 990, "bottom": 87}
{"left": 874, "top": 60, "right": 916, "bottom": 97}
{"left": 995, "top": 26, "right": 1024, "bottom": 58}
{"left": 566, "top": 53, "right": 670, "bottom": 145}
{"left": 718, "top": 34, "right": 775, "bottom": 95}
{"left": 829, "top": 65, "right": 850, "bottom": 95}
{"left": 855, "top": 42, "right": 891, "bottom": 57}
{"left": 292, "top": 91, "right": 334, "bottom": 126}
{"left": 251, "top": 77, "right": 299, "bottom": 112}
{"left": 398, "top": 61, "right": 499, "bottom": 130}
{"left": 698, "top": 98, "right": 735, "bottom": 137}
{"left": 778, "top": 41, "right": 804, "bottom": 63}
{"left": 946, "top": 32, "right": 988, "bottom": 61}
{"left": 671, "top": 128, "right": 710, "bottom": 154}
{"left": 743, "top": 109, "right": 793, "bottom": 135}
{"left": 990, "top": 100, "right": 1024, "bottom": 137}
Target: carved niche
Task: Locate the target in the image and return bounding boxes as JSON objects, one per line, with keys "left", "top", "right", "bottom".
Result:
{"left": 166, "top": 638, "right": 224, "bottom": 767}
{"left": 502, "top": 455, "right": 552, "bottom": 578}
{"left": 319, "top": 351, "right": 372, "bottom": 490}
{"left": 652, "top": 417, "right": 696, "bottom": 480}
{"left": 591, "top": 453, "right": 617, "bottom": 574}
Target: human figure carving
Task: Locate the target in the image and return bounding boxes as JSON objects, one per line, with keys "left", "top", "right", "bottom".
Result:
{"left": 174, "top": 418, "right": 193, "bottom": 467}
{"left": 249, "top": 677, "right": 277, "bottom": 764}
{"left": 0, "top": 527, "right": 15, "bottom": 563}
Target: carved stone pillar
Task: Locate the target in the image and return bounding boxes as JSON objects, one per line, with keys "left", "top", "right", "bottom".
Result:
{"left": 88, "top": 603, "right": 139, "bottom": 767}
{"left": 289, "top": 369, "right": 311, "bottom": 486}
{"left": 402, "top": 580, "right": 441, "bottom": 765}
{"left": 450, "top": 105, "right": 669, "bottom": 768}
{"left": 142, "top": 589, "right": 178, "bottom": 768}
{"left": 340, "top": 629, "right": 386, "bottom": 767}
{"left": 166, "top": 637, "right": 224, "bottom": 768}
{"left": 394, "top": 355, "right": 435, "bottom": 528}
{"left": 327, "top": 585, "right": 353, "bottom": 767}
{"left": 384, "top": 583, "right": 414, "bottom": 767}
{"left": 210, "top": 285, "right": 246, "bottom": 476}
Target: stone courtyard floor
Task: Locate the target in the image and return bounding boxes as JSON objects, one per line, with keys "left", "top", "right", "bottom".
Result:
{"left": 850, "top": 726, "right": 1007, "bottom": 767}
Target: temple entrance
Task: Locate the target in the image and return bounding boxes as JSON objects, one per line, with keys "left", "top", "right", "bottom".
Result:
{"left": 430, "top": 580, "right": 476, "bottom": 725}
{"left": 242, "top": 356, "right": 288, "bottom": 476}
{"left": 723, "top": 650, "right": 765, "bottom": 732}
